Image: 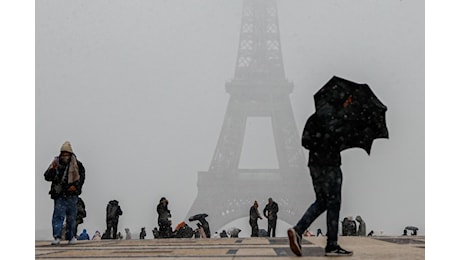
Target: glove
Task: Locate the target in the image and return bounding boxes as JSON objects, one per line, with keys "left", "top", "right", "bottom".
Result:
{"left": 50, "top": 156, "right": 59, "bottom": 170}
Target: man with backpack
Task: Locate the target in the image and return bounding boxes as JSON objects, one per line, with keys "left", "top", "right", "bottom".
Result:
{"left": 103, "top": 200, "right": 123, "bottom": 239}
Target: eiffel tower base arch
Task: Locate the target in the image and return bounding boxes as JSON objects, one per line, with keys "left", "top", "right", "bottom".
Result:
{"left": 186, "top": 169, "right": 315, "bottom": 235}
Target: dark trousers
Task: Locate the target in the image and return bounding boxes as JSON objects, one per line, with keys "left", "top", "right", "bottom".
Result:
{"left": 52, "top": 196, "right": 77, "bottom": 240}
{"left": 268, "top": 218, "right": 277, "bottom": 237}
{"left": 158, "top": 219, "right": 171, "bottom": 238}
{"left": 294, "top": 166, "right": 342, "bottom": 246}
{"left": 250, "top": 219, "right": 259, "bottom": 237}
{"left": 106, "top": 220, "right": 119, "bottom": 239}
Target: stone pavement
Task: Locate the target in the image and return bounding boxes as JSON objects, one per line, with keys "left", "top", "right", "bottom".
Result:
{"left": 35, "top": 236, "right": 424, "bottom": 259}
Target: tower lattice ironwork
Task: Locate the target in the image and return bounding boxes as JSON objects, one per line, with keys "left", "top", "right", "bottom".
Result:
{"left": 186, "top": 0, "right": 313, "bottom": 235}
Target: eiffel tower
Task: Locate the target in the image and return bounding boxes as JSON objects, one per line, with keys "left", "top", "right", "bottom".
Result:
{"left": 186, "top": 0, "right": 313, "bottom": 235}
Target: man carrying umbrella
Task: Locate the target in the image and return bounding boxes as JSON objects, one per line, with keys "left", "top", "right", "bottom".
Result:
{"left": 188, "top": 213, "right": 210, "bottom": 238}
{"left": 287, "top": 76, "right": 388, "bottom": 257}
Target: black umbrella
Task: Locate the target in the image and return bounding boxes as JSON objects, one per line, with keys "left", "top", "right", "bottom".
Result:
{"left": 405, "top": 226, "right": 419, "bottom": 231}
{"left": 302, "top": 76, "right": 388, "bottom": 155}
{"left": 188, "top": 213, "right": 209, "bottom": 222}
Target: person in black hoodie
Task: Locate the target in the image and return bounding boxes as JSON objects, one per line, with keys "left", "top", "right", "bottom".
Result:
{"left": 287, "top": 98, "right": 355, "bottom": 257}
{"left": 157, "top": 197, "right": 172, "bottom": 238}
{"left": 44, "top": 141, "right": 85, "bottom": 245}
{"left": 104, "top": 200, "right": 123, "bottom": 239}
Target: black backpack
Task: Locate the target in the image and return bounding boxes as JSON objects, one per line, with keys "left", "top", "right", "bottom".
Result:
{"left": 107, "top": 200, "right": 120, "bottom": 219}
{"left": 77, "top": 197, "right": 86, "bottom": 218}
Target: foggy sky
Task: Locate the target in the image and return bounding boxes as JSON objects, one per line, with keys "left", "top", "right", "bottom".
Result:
{"left": 35, "top": 0, "right": 424, "bottom": 239}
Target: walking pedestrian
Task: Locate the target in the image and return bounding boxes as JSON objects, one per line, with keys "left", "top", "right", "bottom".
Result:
{"left": 287, "top": 147, "right": 353, "bottom": 256}
{"left": 44, "top": 141, "right": 86, "bottom": 245}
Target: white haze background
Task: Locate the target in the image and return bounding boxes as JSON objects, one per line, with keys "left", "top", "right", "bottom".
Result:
{"left": 32, "top": 0, "right": 425, "bottom": 240}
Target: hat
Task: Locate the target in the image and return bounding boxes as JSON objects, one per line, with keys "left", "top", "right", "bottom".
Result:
{"left": 60, "top": 141, "right": 73, "bottom": 154}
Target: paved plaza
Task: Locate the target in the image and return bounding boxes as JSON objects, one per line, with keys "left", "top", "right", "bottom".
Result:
{"left": 35, "top": 236, "right": 424, "bottom": 259}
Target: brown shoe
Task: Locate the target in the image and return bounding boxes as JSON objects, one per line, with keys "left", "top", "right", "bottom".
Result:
{"left": 287, "top": 228, "right": 302, "bottom": 256}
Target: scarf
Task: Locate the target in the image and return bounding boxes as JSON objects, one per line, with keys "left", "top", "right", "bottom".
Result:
{"left": 67, "top": 154, "right": 80, "bottom": 183}
{"left": 48, "top": 154, "right": 80, "bottom": 183}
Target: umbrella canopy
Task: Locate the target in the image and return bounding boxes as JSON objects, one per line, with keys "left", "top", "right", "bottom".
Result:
{"left": 302, "top": 76, "right": 389, "bottom": 155}
{"left": 188, "top": 213, "right": 209, "bottom": 222}
{"left": 405, "top": 226, "right": 419, "bottom": 231}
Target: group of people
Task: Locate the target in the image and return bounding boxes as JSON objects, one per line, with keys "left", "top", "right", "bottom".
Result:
{"left": 44, "top": 140, "right": 353, "bottom": 257}
{"left": 43, "top": 141, "right": 142, "bottom": 245}
{"left": 248, "top": 198, "right": 279, "bottom": 237}
{"left": 74, "top": 200, "right": 139, "bottom": 241}
{"left": 154, "top": 198, "right": 211, "bottom": 239}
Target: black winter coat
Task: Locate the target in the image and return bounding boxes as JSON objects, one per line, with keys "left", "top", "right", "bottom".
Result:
{"left": 157, "top": 203, "right": 170, "bottom": 223}
{"left": 106, "top": 200, "right": 123, "bottom": 221}
{"left": 44, "top": 160, "right": 86, "bottom": 199}
{"left": 263, "top": 202, "right": 279, "bottom": 220}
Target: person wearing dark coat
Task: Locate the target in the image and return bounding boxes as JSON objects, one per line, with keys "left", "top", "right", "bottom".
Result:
{"left": 44, "top": 141, "right": 85, "bottom": 245}
{"left": 140, "top": 227, "right": 147, "bottom": 239}
{"left": 249, "top": 201, "right": 263, "bottom": 237}
{"left": 263, "top": 198, "right": 279, "bottom": 237}
{"left": 104, "top": 200, "right": 123, "bottom": 239}
{"left": 157, "top": 197, "right": 172, "bottom": 238}
{"left": 287, "top": 104, "right": 353, "bottom": 256}
{"left": 288, "top": 149, "right": 352, "bottom": 256}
